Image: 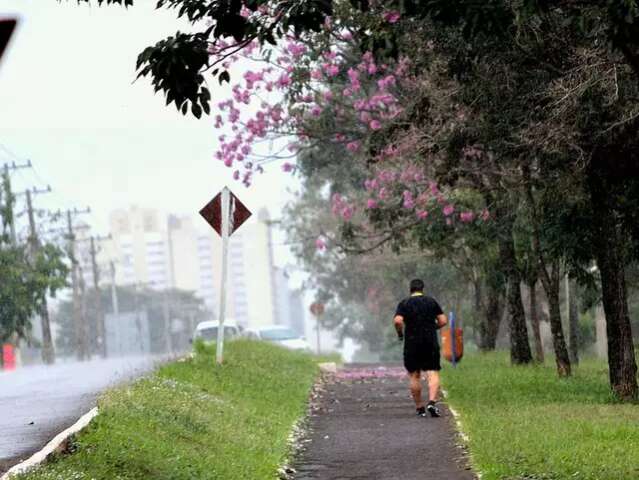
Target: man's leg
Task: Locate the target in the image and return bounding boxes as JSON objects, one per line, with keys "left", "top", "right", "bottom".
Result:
{"left": 425, "top": 370, "right": 441, "bottom": 417}
{"left": 425, "top": 370, "right": 440, "bottom": 402}
{"left": 409, "top": 370, "right": 424, "bottom": 409}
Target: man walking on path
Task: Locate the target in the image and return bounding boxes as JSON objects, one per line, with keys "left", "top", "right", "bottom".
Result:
{"left": 394, "top": 279, "right": 448, "bottom": 417}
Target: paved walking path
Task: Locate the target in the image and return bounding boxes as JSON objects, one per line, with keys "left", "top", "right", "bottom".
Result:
{"left": 293, "top": 365, "right": 476, "bottom": 480}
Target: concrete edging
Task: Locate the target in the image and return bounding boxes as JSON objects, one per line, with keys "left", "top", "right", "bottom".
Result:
{"left": 441, "top": 389, "right": 482, "bottom": 479}
{"left": 1, "top": 407, "right": 99, "bottom": 480}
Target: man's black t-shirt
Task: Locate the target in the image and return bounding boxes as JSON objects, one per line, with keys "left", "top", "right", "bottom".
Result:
{"left": 395, "top": 294, "right": 444, "bottom": 344}
{"left": 395, "top": 294, "right": 444, "bottom": 372}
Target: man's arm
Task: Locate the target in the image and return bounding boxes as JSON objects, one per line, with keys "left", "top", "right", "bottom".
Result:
{"left": 436, "top": 313, "right": 448, "bottom": 330}
{"left": 393, "top": 315, "right": 404, "bottom": 339}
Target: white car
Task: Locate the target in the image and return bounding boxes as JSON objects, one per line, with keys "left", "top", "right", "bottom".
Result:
{"left": 245, "top": 325, "right": 311, "bottom": 352}
{"left": 193, "top": 320, "right": 241, "bottom": 344}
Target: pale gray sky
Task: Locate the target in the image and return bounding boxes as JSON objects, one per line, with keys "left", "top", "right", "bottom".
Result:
{"left": 0, "top": 0, "right": 299, "bottom": 264}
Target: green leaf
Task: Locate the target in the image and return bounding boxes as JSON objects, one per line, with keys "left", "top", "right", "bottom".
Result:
{"left": 192, "top": 103, "right": 202, "bottom": 118}
{"left": 219, "top": 70, "right": 231, "bottom": 84}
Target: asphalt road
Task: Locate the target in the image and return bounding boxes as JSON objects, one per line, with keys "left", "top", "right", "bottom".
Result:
{"left": 294, "top": 365, "right": 476, "bottom": 480}
{"left": 0, "top": 356, "right": 161, "bottom": 474}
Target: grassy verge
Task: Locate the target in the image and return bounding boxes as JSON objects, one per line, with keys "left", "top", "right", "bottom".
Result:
{"left": 18, "top": 340, "right": 323, "bottom": 480}
{"left": 441, "top": 352, "right": 639, "bottom": 480}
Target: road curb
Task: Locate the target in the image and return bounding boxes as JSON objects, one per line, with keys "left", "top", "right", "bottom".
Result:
{"left": 1, "top": 407, "right": 99, "bottom": 479}
{"left": 441, "top": 389, "right": 482, "bottom": 479}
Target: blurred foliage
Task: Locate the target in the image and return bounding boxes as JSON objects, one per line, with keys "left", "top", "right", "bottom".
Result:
{"left": 0, "top": 172, "right": 68, "bottom": 345}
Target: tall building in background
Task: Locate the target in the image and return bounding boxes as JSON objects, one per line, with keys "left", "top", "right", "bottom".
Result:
{"left": 226, "top": 208, "right": 277, "bottom": 328}
{"left": 99, "top": 205, "right": 302, "bottom": 331}
{"left": 105, "top": 206, "right": 219, "bottom": 311}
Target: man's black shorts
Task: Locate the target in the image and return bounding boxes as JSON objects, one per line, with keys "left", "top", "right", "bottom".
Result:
{"left": 404, "top": 341, "right": 441, "bottom": 372}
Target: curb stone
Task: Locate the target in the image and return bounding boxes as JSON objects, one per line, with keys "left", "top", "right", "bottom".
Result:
{"left": 0, "top": 408, "right": 99, "bottom": 480}
{"left": 441, "top": 389, "right": 482, "bottom": 479}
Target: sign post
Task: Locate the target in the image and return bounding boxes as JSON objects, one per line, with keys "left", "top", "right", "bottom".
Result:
{"left": 200, "top": 187, "right": 251, "bottom": 365}
{"left": 309, "top": 302, "right": 325, "bottom": 355}
{"left": 216, "top": 188, "right": 231, "bottom": 365}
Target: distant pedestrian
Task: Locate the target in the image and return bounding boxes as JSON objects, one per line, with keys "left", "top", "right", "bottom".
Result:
{"left": 393, "top": 279, "right": 448, "bottom": 417}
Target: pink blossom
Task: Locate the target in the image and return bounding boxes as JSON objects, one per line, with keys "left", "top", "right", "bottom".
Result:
{"left": 403, "top": 191, "right": 415, "bottom": 209}
{"left": 311, "top": 69, "right": 323, "bottom": 80}
{"left": 233, "top": 170, "right": 240, "bottom": 180}
{"left": 416, "top": 210, "right": 429, "bottom": 220}
{"left": 277, "top": 73, "right": 292, "bottom": 87}
{"left": 282, "top": 162, "right": 294, "bottom": 172}
{"left": 443, "top": 205, "right": 455, "bottom": 217}
{"left": 383, "top": 10, "right": 401, "bottom": 23}
{"left": 364, "top": 179, "right": 379, "bottom": 191}
{"left": 346, "top": 141, "right": 360, "bottom": 152}
{"left": 315, "top": 238, "right": 326, "bottom": 251}
{"left": 341, "top": 206, "right": 354, "bottom": 221}
{"left": 377, "top": 75, "right": 397, "bottom": 90}
{"left": 311, "top": 105, "right": 323, "bottom": 117}
{"left": 370, "top": 119, "right": 382, "bottom": 130}
{"left": 460, "top": 211, "right": 475, "bottom": 223}
{"left": 323, "top": 90, "right": 334, "bottom": 102}
{"left": 240, "top": 6, "right": 251, "bottom": 18}
{"left": 367, "top": 199, "right": 378, "bottom": 209}
{"left": 367, "top": 63, "right": 378, "bottom": 75}
{"left": 287, "top": 42, "right": 307, "bottom": 58}
{"left": 326, "top": 64, "right": 340, "bottom": 77}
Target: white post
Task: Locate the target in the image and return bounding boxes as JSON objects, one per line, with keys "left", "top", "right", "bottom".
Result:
{"left": 216, "top": 187, "right": 233, "bottom": 365}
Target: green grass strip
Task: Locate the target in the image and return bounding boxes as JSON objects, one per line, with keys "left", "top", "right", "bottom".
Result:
{"left": 441, "top": 352, "right": 639, "bottom": 480}
{"left": 17, "top": 340, "right": 322, "bottom": 480}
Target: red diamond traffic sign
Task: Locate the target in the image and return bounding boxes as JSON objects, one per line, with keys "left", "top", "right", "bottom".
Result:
{"left": 199, "top": 188, "right": 251, "bottom": 237}
{"left": 310, "top": 302, "right": 325, "bottom": 316}
{"left": 0, "top": 18, "right": 17, "bottom": 63}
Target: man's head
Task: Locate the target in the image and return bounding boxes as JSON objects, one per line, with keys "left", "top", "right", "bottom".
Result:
{"left": 409, "top": 279, "right": 425, "bottom": 293}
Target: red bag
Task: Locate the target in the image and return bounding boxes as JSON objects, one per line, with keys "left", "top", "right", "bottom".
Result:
{"left": 441, "top": 327, "right": 464, "bottom": 363}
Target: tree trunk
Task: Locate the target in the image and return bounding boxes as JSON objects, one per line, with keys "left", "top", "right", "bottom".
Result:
{"left": 528, "top": 280, "right": 544, "bottom": 363}
{"left": 498, "top": 225, "right": 532, "bottom": 364}
{"left": 589, "top": 168, "right": 638, "bottom": 401}
{"left": 485, "top": 283, "right": 503, "bottom": 350}
{"left": 568, "top": 279, "right": 579, "bottom": 365}
{"left": 544, "top": 270, "right": 571, "bottom": 377}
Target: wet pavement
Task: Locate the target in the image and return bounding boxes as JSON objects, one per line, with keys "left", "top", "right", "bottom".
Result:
{"left": 0, "top": 356, "right": 161, "bottom": 474}
{"left": 294, "top": 365, "right": 476, "bottom": 480}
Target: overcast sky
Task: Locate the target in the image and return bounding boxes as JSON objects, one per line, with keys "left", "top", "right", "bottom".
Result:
{"left": 0, "top": 1, "right": 299, "bottom": 267}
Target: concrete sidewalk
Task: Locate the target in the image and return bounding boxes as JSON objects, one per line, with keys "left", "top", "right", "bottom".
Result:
{"left": 293, "top": 365, "right": 476, "bottom": 480}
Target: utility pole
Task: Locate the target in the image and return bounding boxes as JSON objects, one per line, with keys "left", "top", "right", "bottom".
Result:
{"left": 89, "top": 235, "right": 110, "bottom": 358}
{"left": 66, "top": 207, "right": 91, "bottom": 361}
{"left": 2, "top": 161, "right": 31, "bottom": 245}
{"left": 24, "top": 186, "right": 55, "bottom": 364}
{"left": 109, "top": 261, "right": 119, "bottom": 316}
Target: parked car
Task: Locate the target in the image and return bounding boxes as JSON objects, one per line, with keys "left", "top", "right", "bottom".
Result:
{"left": 192, "top": 320, "right": 240, "bottom": 344}
{"left": 244, "top": 325, "right": 311, "bottom": 352}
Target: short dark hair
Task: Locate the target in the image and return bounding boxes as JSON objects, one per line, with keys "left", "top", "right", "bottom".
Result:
{"left": 410, "top": 279, "right": 424, "bottom": 293}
